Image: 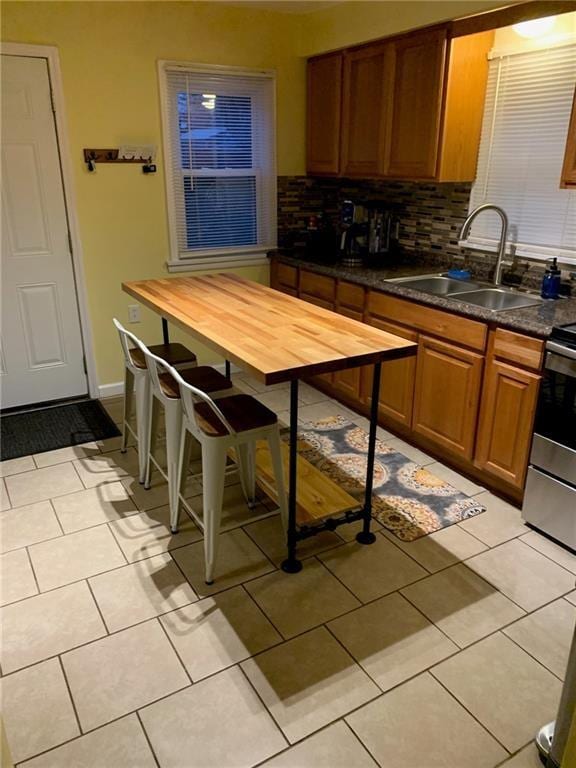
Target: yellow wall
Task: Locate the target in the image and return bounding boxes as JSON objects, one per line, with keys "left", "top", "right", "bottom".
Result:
{"left": 1, "top": 1, "right": 304, "bottom": 386}
{"left": 493, "top": 10, "right": 576, "bottom": 54}
{"left": 297, "top": 0, "right": 505, "bottom": 55}
{"left": 2, "top": 0, "right": 504, "bottom": 387}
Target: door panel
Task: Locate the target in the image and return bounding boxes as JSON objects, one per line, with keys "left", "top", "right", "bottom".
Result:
{"left": 560, "top": 86, "right": 576, "bottom": 188}
{"left": 341, "top": 42, "right": 394, "bottom": 177}
{"left": 299, "top": 293, "right": 335, "bottom": 388}
{"left": 307, "top": 53, "right": 342, "bottom": 175}
{"left": 1, "top": 55, "right": 87, "bottom": 408}
{"left": 3, "top": 143, "right": 51, "bottom": 254}
{"left": 475, "top": 360, "right": 540, "bottom": 488}
{"left": 413, "top": 335, "right": 483, "bottom": 459}
{"left": 17, "top": 283, "right": 66, "bottom": 368}
{"left": 333, "top": 306, "right": 363, "bottom": 403}
{"left": 363, "top": 317, "right": 417, "bottom": 427}
{"left": 387, "top": 28, "right": 447, "bottom": 179}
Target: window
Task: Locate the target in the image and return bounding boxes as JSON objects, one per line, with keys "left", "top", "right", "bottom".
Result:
{"left": 466, "top": 43, "right": 576, "bottom": 263}
{"left": 160, "top": 62, "right": 276, "bottom": 269}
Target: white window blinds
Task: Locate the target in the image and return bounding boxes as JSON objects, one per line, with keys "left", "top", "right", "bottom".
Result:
{"left": 467, "top": 44, "right": 576, "bottom": 263}
{"left": 160, "top": 64, "right": 276, "bottom": 265}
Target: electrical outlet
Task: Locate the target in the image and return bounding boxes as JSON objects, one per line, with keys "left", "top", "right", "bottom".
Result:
{"left": 128, "top": 304, "right": 140, "bottom": 323}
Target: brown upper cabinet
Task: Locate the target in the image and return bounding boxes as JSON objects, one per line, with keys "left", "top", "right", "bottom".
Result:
{"left": 561, "top": 86, "right": 576, "bottom": 188}
{"left": 386, "top": 28, "right": 447, "bottom": 179}
{"left": 307, "top": 26, "right": 494, "bottom": 182}
{"left": 306, "top": 52, "right": 343, "bottom": 176}
{"left": 340, "top": 42, "right": 394, "bottom": 177}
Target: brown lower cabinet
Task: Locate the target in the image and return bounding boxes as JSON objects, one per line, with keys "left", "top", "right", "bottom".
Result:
{"left": 333, "top": 306, "right": 364, "bottom": 400}
{"left": 362, "top": 317, "right": 417, "bottom": 428}
{"left": 413, "top": 336, "right": 484, "bottom": 460}
{"left": 299, "top": 291, "right": 335, "bottom": 388}
{"left": 270, "top": 261, "right": 544, "bottom": 496}
{"left": 475, "top": 359, "right": 541, "bottom": 488}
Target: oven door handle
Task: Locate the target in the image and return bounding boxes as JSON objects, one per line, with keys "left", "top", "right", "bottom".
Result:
{"left": 546, "top": 341, "right": 576, "bottom": 361}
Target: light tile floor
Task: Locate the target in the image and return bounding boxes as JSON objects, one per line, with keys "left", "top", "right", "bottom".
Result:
{"left": 1, "top": 375, "right": 575, "bottom": 767}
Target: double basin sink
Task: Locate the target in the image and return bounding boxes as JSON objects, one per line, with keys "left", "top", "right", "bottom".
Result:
{"left": 385, "top": 274, "right": 543, "bottom": 312}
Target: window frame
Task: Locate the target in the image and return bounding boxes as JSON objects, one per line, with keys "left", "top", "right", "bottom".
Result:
{"left": 158, "top": 60, "right": 277, "bottom": 272}
{"left": 462, "top": 42, "right": 576, "bottom": 266}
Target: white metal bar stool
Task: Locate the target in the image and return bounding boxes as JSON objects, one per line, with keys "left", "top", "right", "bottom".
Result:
{"left": 166, "top": 362, "right": 289, "bottom": 585}
{"left": 113, "top": 319, "right": 197, "bottom": 482}
{"left": 134, "top": 341, "right": 234, "bottom": 528}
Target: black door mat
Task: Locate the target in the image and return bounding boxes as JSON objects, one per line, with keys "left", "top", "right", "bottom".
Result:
{"left": 0, "top": 399, "right": 121, "bottom": 461}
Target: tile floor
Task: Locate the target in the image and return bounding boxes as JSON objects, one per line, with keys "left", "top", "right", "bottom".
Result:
{"left": 1, "top": 373, "right": 575, "bottom": 767}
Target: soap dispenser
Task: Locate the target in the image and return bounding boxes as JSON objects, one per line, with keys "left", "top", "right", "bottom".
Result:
{"left": 541, "top": 258, "right": 561, "bottom": 300}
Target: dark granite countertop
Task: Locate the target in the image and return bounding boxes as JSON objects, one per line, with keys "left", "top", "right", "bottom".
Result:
{"left": 269, "top": 251, "right": 576, "bottom": 339}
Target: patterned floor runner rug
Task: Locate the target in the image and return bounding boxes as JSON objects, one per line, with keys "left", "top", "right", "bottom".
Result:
{"left": 292, "top": 416, "right": 485, "bottom": 542}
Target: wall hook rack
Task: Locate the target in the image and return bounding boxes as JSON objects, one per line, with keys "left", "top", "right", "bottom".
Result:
{"left": 83, "top": 148, "right": 156, "bottom": 173}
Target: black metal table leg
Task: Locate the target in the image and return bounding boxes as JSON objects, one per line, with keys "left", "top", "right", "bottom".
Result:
{"left": 225, "top": 360, "right": 231, "bottom": 379}
{"left": 356, "top": 361, "right": 381, "bottom": 545}
{"left": 281, "top": 379, "right": 303, "bottom": 573}
{"left": 162, "top": 318, "right": 170, "bottom": 345}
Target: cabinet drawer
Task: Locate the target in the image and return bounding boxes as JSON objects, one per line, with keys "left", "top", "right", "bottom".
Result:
{"left": 337, "top": 280, "right": 365, "bottom": 311}
{"left": 491, "top": 328, "right": 544, "bottom": 372}
{"left": 523, "top": 468, "right": 576, "bottom": 550}
{"left": 276, "top": 262, "right": 298, "bottom": 289}
{"left": 299, "top": 293, "right": 333, "bottom": 311}
{"left": 368, "top": 291, "right": 486, "bottom": 351}
{"left": 300, "top": 270, "right": 336, "bottom": 302}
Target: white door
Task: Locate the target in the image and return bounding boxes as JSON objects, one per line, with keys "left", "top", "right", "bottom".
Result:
{"left": 1, "top": 55, "right": 87, "bottom": 409}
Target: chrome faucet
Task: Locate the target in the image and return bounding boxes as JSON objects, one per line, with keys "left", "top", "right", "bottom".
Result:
{"left": 459, "top": 204, "right": 509, "bottom": 286}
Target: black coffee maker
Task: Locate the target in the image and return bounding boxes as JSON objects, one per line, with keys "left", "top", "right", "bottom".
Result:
{"left": 339, "top": 200, "right": 396, "bottom": 267}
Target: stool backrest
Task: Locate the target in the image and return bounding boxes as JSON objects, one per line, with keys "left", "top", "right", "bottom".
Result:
{"left": 113, "top": 318, "right": 146, "bottom": 375}
{"left": 130, "top": 337, "right": 178, "bottom": 407}
{"left": 165, "top": 362, "right": 236, "bottom": 439}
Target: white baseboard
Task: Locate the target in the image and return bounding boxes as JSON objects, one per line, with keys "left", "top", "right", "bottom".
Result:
{"left": 97, "top": 362, "right": 241, "bottom": 400}
{"left": 98, "top": 381, "right": 124, "bottom": 399}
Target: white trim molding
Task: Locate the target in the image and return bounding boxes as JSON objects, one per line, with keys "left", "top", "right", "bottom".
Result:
{"left": 1, "top": 42, "right": 99, "bottom": 399}
{"left": 158, "top": 59, "right": 277, "bottom": 272}
{"left": 166, "top": 253, "right": 269, "bottom": 272}
{"left": 98, "top": 381, "right": 125, "bottom": 399}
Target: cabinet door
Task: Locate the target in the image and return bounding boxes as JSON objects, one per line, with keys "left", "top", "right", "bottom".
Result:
{"left": 475, "top": 360, "right": 541, "bottom": 489}
{"left": 341, "top": 42, "right": 394, "bottom": 177}
{"left": 299, "top": 293, "right": 335, "bottom": 388}
{"left": 561, "top": 86, "right": 576, "bottom": 188}
{"left": 307, "top": 53, "right": 343, "bottom": 176}
{"left": 363, "top": 317, "right": 417, "bottom": 428}
{"left": 387, "top": 28, "right": 447, "bottom": 179}
{"left": 333, "top": 306, "right": 364, "bottom": 404}
{"left": 413, "top": 335, "right": 483, "bottom": 459}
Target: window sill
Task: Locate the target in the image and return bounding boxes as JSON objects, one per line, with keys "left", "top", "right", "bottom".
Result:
{"left": 460, "top": 239, "right": 576, "bottom": 267}
{"left": 166, "top": 253, "right": 270, "bottom": 273}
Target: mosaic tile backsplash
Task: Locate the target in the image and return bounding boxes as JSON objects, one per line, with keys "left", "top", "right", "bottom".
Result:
{"left": 276, "top": 176, "right": 561, "bottom": 291}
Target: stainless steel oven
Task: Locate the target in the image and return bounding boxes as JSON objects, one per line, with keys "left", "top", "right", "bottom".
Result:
{"left": 522, "top": 325, "right": 576, "bottom": 552}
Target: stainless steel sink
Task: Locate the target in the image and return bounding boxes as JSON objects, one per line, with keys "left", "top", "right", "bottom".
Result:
{"left": 387, "top": 274, "right": 482, "bottom": 295}
{"left": 448, "top": 288, "right": 543, "bottom": 311}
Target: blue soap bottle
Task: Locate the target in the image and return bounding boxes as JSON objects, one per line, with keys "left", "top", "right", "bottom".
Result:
{"left": 541, "top": 257, "right": 561, "bottom": 300}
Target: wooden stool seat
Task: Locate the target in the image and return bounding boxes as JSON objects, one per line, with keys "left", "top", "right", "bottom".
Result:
{"left": 159, "top": 366, "right": 231, "bottom": 399}
{"left": 131, "top": 343, "right": 197, "bottom": 370}
{"left": 194, "top": 394, "right": 278, "bottom": 436}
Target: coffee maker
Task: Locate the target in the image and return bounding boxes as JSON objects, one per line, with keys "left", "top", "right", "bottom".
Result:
{"left": 339, "top": 200, "right": 396, "bottom": 267}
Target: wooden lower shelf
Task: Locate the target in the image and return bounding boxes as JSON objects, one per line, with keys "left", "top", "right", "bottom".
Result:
{"left": 254, "top": 440, "right": 358, "bottom": 526}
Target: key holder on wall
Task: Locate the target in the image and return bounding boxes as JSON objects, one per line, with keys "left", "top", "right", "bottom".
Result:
{"left": 83, "top": 147, "right": 157, "bottom": 174}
